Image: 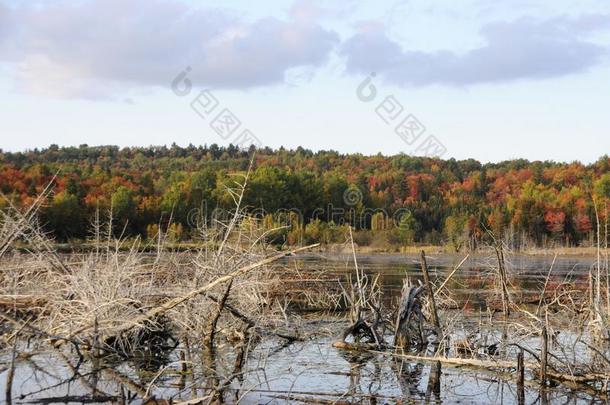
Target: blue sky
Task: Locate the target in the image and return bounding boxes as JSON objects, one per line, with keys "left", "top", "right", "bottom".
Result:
{"left": 1, "top": 0, "right": 609, "bottom": 163}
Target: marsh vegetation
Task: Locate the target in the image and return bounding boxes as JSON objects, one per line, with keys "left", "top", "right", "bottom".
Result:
{"left": 1, "top": 175, "right": 610, "bottom": 404}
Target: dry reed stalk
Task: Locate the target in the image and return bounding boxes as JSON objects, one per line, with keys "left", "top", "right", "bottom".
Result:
{"left": 536, "top": 254, "right": 558, "bottom": 316}
{"left": 335, "top": 228, "right": 385, "bottom": 349}
{"left": 5, "top": 182, "right": 610, "bottom": 402}
{"left": 98, "top": 243, "right": 319, "bottom": 340}
{"left": 0, "top": 173, "right": 57, "bottom": 258}
{"left": 434, "top": 254, "right": 469, "bottom": 295}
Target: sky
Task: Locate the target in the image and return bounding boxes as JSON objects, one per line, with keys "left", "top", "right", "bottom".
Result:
{"left": 0, "top": 0, "right": 609, "bottom": 163}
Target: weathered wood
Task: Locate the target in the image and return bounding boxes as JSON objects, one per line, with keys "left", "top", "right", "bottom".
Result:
{"left": 420, "top": 250, "right": 440, "bottom": 328}
{"left": 378, "top": 350, "right": 609, "bottom": 386}
{"left": 536, "top": 254, "right": 557, "bottom": 316}
{"left": 494, "top": 245, "right": 511, "bottom": 317}
{"left": 517, "top": 349, "right": 525, "bottom": 405}
{"left": 5, "top": 333, "right": 17, "bottom": 405}
{"left": 178, "top": 350, "right": 187, "bottom": 390}
{"left": 425, "top": 361, "right": 441, "bottom": 402}
{"left": 336, "top": 229, "right": 385, "bottom": 350}
{"left": 340, "top": 319, "right": 371, "bottom": 342}
{"left": 204, "top": 279, "right": 233, "bottom": 351}
{"left": 0, "top": 295, "right": 47, "bottom": 309}
{"left": 332, "top": 341, "right": 379, "bottom": 351}
{"left": 393, "top": 284, "right": 425, "bottom": 349}
{"left": 172, "top": 397, "right": 213, "bottom": 405}
{"left": 269, "top": 395, "right": 353, "bottom": 404}
{"left": 541, "top": 326, "right": 548, "bottom": 386}
{"left": 221, "top": 325, "right": 251, "bottom": 391}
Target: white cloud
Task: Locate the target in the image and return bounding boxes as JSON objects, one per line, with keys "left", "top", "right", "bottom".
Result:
{"left": 341, "top": 14, "right": 610, "bottom": 86}
{"left": 0, "top": 0, "right": 339, "bottom": 99}
{"left": 2, "top": 0, "right": 609, "bottom": 99}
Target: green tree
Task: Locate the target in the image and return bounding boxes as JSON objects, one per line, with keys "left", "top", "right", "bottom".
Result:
{"left": 160, "top": 182, "right": 189, "bottom": 224}
{"left": 595, "top": 174, "right": 610, "bottom": 200}
{"left": 324, "top": 174, "right": 348, "bottom": 208}
{"left": 385, "top": 211, "right": 419, "bottom": 245}
{"left": 111, "top": 186, "right": 137, "bottom": 230}
{"left": 444, "top": 214, "right": 468, "bottom": 252}
{"left": 188, "top": 169, "right": 217, "bottom": 214}
{"left": 245, "top": 167, "right": 289, "bottom": 212}
{"left": 43, "top": 191, "right": 84, "bottom": 240}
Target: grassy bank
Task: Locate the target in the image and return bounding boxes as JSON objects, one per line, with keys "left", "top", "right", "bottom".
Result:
{"left": 12, "top": 239, "right": 608, "bottom": 257}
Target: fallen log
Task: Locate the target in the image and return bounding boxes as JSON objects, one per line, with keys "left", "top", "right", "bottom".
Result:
{"left": 333, "top": 341, "right": 610, "bottom": 389}
{"left": 368, "top": 349, "right": 608, "bottom": 397}
{"left": 268, "top": 395, "right": 353, "bottom": 404}
{"left": 171, "top": 397, "right": 213, "bottom": 405}
{"left": 332, "top": 341, "right": 379, "bottom": 351}
{"left": 0, "top": 295, "right": 48, "bottom": 309}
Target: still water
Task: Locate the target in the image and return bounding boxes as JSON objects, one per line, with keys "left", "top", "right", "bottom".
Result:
{"left": 285, "top": 252, "right": 595, "bottom": 310}
{"left": 0, "top": 253, "right": 601, "bottom": 404}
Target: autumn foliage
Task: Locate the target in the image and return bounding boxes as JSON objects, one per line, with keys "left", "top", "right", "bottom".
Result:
{"left": 0, "top": 144, "right": 609, "bottom": 248}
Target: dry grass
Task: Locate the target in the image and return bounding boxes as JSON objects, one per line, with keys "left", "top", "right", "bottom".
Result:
{"left": 0, "top": 173, "right": 330, "bottom": 403}
{"left": 2, "top": 178, "right": 610, "bottom": 402}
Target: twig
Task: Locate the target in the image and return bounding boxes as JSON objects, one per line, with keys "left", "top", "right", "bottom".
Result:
{"left": 102, "top": 244, "right": 319, "bottom": 339}
{"left": 435, "top": 254, "right": 469, "bottom": 295}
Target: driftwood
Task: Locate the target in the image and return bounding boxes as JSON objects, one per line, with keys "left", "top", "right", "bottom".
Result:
{"left": 0, "top": 312, "right": 89, "bottom": 355}
{"left": 494, "top": 244, "right": 511, "bottom": 316}
{"left": 171, "top": 397, "right": 213, "bottom": 405}
{"left": 393, "top": 251, "right": 445, "bottom": 351}
{"left": 334, "top": 314, "right": 384, "bottom": 350}
{"left": 331, "top": 348, "right": 608, "bottom": 398}
{"left": 517, "top": 350, "right": 525, "bottom": 405}
{"left": 5, "top": 328, "right": 18, "bottom": 405}
{"left": 540, "top": 326, "right": 548, "bottom": 386}
{"left": 426, "top": 360, "right": 441, "bottom": 401}
{"left": 420, "top": 251, "right": 440, "bottom": 329}
{"left": 332, "top": 341, "right": 379, "bottom": 351}
{"left": 268, "top": 395, "right": 353, "bottom": 404}
{"left": 0, "top": 295, "right": 47, "bottom": 309}
{"left": 333, "top": 248, "right": 610, "bottom": 400}
{"left": 394, "top": 284, "right": 426, "bottom": 349}
{"left": 335, "top": 299, "right": 385, "bottom": 349}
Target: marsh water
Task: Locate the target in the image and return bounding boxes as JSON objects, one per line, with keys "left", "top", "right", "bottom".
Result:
{"left": 1, "top": 253, "right": 601, "bottom": 404}
{"left": 287, "top": 252, "right": 595, "bottom": 310}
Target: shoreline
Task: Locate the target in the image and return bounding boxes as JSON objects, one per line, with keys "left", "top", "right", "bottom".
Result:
{"left": 9, "top": 241, "right": 609, "bottom": 258}
{"left": 320, "top": 244, "right": 609, "bottom": 258}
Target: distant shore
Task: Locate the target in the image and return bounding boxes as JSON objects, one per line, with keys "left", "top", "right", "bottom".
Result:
{"left": 320, "top": 243, "right": 609, "bottom": 257}
{"left": 10, "top": 241, "right": 608, "bottom": 257}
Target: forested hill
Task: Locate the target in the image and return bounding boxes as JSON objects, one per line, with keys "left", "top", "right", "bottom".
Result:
{"left": 1, "top": 144, "right": 609, "bottom": 249}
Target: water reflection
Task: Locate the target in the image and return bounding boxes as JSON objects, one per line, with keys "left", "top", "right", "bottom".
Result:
{"left": 284, "top": 253, "right": 594, "bottom": 311}
{"left": 2, "top": 323, "right": 605, "bottom": 404}
{"left": 1, "top": 253, "right": 604, "bottom": 404}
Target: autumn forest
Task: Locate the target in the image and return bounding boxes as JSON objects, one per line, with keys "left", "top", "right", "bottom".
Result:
{"left": 1, "top": 144, "right": 609, "bottom": 251}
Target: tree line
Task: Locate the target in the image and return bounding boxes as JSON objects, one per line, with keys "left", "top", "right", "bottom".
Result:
{"left": 1, "top": 144, "right": 609, "bottom": 250}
